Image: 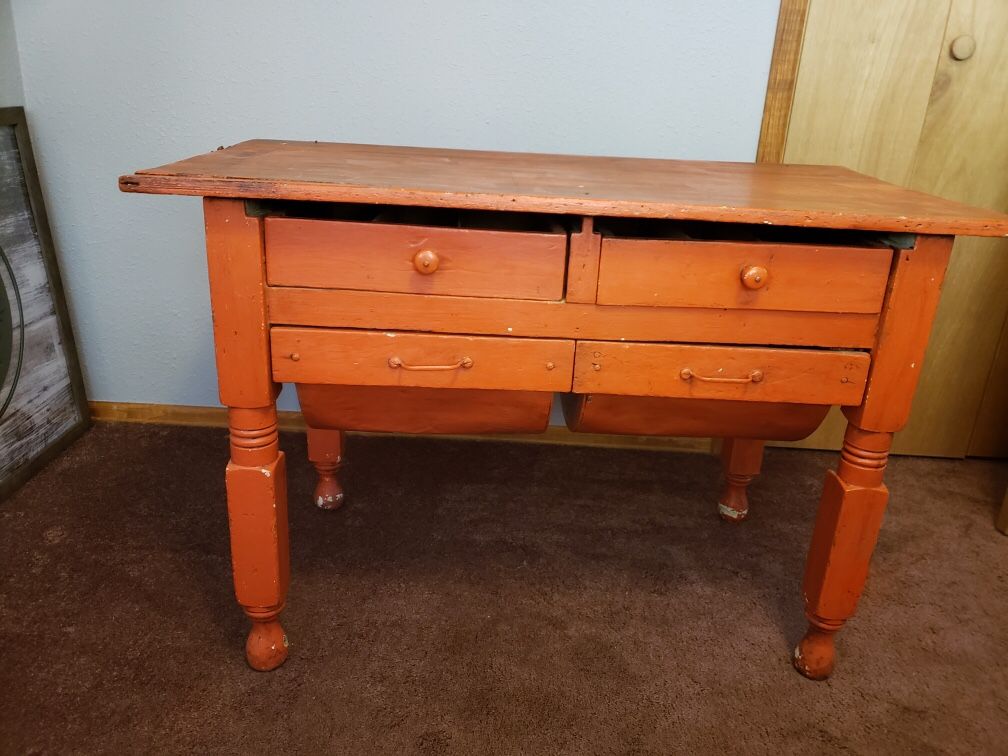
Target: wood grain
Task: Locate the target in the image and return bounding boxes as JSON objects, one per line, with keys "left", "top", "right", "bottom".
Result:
{"left": 265, "top": 216, "right": 567, "bottom": 300}
{"left": 783, "top": 0, "right": 952, "bottom": 186}
{"left": 573, "top": 341, "right": 870, "bottom": 405}
{"left": 756, "top": 0, "right": 810, "bottom": 163}
{"left": 266, "top": 287, "right": 880, "bottom": 349}
{"left": 596, "top": 238, "right": 891, "bottom": 313}
{"left": 764, "top": 0, "right": 1008, "bottom": 456}
{"left": 119, "top": 140, "right": 1008, "bottom": 236}
{"left": 968, "top": 311, "right": 1008, "bottom": 456}
{"left": 898, "top": 0, "right": 1008, "bottom": 456}
{"left": 271, "top": 328, "right": 575, "bottom": 392}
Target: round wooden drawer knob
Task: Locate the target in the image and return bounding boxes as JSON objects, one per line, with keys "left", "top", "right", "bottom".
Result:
{"left": 413, "top": 249, "right": 439, "bottom": 274}
{"left": 950, "top": 35, "right": 976, "bottom": 61}
{"left": 740, "top": 265, "right": 769, "bottom": 290}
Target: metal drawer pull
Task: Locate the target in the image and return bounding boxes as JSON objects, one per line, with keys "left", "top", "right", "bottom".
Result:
{"left": 388, "top": 356, "right": 474, "bottom": 371}
{"left": 680, "top": 367, "right": 764, "bottom": 384}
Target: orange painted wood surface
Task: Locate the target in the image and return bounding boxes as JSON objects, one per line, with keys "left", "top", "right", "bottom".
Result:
{"left": 205, "top": 200, "right": 290, "bottom": 671}
{"left": 224, "top": 404, "right": 289, "bottom": 671}
{"left": 298, "top": 385, "right": 553, "bottom": 434}
{"left": 120, "top": 141, "right": 1008, "bottom": 236}
{"left": 562, "top": 394, "right": 828, "bottom": 441}
{"left": 306, "top": 427, "right": 345, "bottom": 510}
{"left": 794, "top": 423, "right": 893, "bottom": 680}
{"left": 718, "top": 438, "right": 766, "bottom": 522}
{"left": 572, "top": 341, "right": 870, "bottom": 405}
{"left": 266, "top": 287, "right": 880, "bottom": 349}
{"left": 565, "top": 218, "right": 602, "bottom": 303}
{"left": 843, "top": 235, "right": 954, "bottom": 432}
{"left": 265, "top": 217, "right": 567, "bottom": 300}
{"left": 596, "top": 239, "right": 892, "bottom": 313}
{"left": 203, "top": 199, "right": 275, "bottom": 407}
{"left": 126, "top": 142, "right": 984, "bottom": 679}
{"left": 272, "top": 328, "right": 575, "bottom": 392}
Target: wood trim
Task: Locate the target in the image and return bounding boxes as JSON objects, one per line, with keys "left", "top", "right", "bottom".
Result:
{"left": 756, "top": 0, "right": 810, "bottom": 164}
{"left": 565, "top": 217, "right": 602, "bottom": 304}
{"left": 267, "top": 287, "right": 880, "bottom": 349}
{"left": 88, "top": 400, "right": 716, "bottom": 454}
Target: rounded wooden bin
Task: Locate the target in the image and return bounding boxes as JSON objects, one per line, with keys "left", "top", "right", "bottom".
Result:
{"left": 296, "top": 384, "right": 553, "bottom": 434}
{"left": 561, "top": 394, "right": 830, "bottom": 441}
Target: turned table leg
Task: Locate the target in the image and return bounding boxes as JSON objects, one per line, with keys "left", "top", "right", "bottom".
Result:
{"left": 793, "top": 422, "right": 892, "bottom": 680}
{"left": 718, "top": 438, "right": 765, "bottom": 522}
{"left": 307, "top": 427, "right": 345, "bottom": 510}
{"left": 226, "top": 406, "right": 290, "bottom": 671}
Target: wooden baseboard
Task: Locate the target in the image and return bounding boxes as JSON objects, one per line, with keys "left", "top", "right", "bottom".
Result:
{"left": 88, "top": 401, "right": 715, "bottom": 454}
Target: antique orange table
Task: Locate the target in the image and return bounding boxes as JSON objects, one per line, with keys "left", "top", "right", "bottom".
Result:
{"left": 120, "top": 142, "right": 1008, "bottom": 678}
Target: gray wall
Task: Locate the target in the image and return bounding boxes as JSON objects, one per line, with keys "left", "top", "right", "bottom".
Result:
{"left": 9, "top": 0, "right": 778, "bottom": 411}
{"left": 0, "top": 0, "right": 23, "bottom": 105}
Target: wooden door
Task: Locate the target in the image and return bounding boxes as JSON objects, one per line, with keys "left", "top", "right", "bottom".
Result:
{"left": 760, "top": 0, "right": 1008, "bottom": 457}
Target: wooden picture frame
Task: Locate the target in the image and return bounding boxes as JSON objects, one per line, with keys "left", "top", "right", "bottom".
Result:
{"left": 0, "top": 106, "right": 88, "bottom": 499}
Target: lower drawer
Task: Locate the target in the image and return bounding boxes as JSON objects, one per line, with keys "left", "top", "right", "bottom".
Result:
{"left": 297, "top": 385, "right": 552, "bottom": 434}
{"left": 271, "top": 328, "right": 575, "bottom": 392}
{"left": 562, "top": 394, "right": 829, "bottom": 441}
{"left": 573, "top": 340, "right": 869, "bottom": 405}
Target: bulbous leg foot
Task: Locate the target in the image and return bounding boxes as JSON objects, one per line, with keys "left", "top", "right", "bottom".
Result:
{"left": 245, "top": 618, "right": 289, "bottom": 671}
{"left": 793, "top": 623, "right": 837, "bottom": 680}
{"left": 313, "top": 467, "right": 344, "bottom": 510}
{"left": 307, "top": 428, "right": 345, "bottom": 511}
{"left": 718, "top": 439, "right": 763, "bottom": 523}
{"left": 718, "top": 482, "right": 749, "bottom": 522}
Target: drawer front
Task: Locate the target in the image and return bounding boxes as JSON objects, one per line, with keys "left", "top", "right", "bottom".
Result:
{"left": 272, "top": 328, "right": 574, "bottom": 391}
{"left": 265, "top": 217, "right": 567, "bottom": 300}
{"left": 573, "top": 341, "right": 869, "bottom": 405}
{"left": 596, "top": 239, "right": 892, "bottom": 313}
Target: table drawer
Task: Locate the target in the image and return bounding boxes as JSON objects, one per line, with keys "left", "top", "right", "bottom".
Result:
{"left": 573, "top": 340, "right": 869, "bottom": 404}
{"left": 265, "top": 217, "right": 567, "bottom": 300}
{"left": 595, "top": 238, "right": 892, "bottom": 313}
{"left": 297, "top": 385, "right": 554, "bottom": 434}
{"left": 272, "top": 328, "right": 574, "bottom": 391}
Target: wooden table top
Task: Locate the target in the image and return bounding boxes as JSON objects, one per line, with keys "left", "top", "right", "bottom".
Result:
{"left": 120, "top": 140, "right": 1008, "bottom": 236}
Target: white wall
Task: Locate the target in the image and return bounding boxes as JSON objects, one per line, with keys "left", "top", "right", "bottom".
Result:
{"left": 10, "top": 1, "right": 778, "bottom": 411}
{"left": 0, "top": 0, "right": 23, "bottom": 105}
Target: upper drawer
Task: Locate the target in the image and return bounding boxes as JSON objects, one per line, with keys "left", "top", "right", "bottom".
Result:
{"left": 271, "top": 327, "right": 574, "bottom": 392}
{"left": 573, "top": 340, "right": 869, "bottom": 405}
{"left": 265, "top": 217, "right": 567, "bottom": 300}
{"left": 595, "top": 238, "right": 892, "bottom": 313}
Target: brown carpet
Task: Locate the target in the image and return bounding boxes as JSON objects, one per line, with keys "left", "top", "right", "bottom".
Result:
{"left": 1, "top": 423, "right": 1006, "bottom": 755}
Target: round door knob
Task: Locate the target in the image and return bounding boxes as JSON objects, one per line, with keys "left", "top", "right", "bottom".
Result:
{"left": 950, "top": 35, "right": 976, "bottom": 61}
{"left": 413, "top": 249, "right": 439, "bottom": 274}
{"left": 740, "top": 265, "right": 769, "bottom": 290}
